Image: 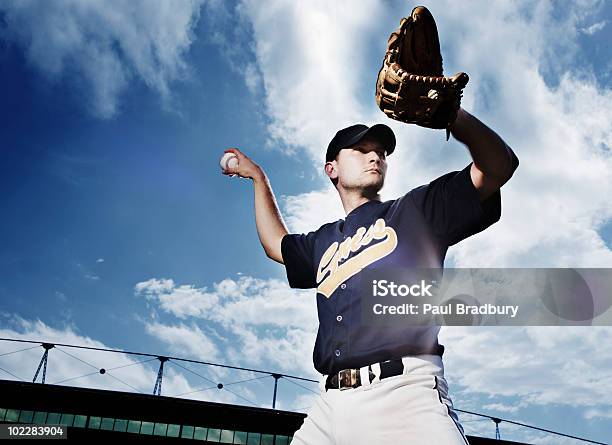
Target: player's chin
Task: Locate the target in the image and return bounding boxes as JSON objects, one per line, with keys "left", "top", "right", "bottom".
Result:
{"left": 363, "top": 177, "right": 384, "bottom": 193}
{"left": 371, "top": 173, "right": 385, "bottom": 187}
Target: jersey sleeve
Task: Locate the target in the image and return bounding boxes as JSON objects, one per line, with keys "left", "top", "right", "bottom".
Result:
{"left": 410, "top": 163, "right": 502, "bottom": 246}
{"left": 281, "top": 232, "right": 317, "bottom": 289}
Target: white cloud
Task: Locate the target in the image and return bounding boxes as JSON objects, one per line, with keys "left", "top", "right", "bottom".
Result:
{"left": 440, "top": 326, "right": 612, "bottom": 409}
{"left": 286, "top": 391, "right": 320, "bottom": 414}
{"left": 238, "top": 0, "right": 388, "bottom": 157}
{"left": 133, "top": 279, "right": 222, "bottom": 321}
{"left": 225, "top": 325, "right": 316, "bottom": 375}
{"left": 581, "top": 20, "right": 607, "bottom": 35}
{"left": 584, "top": 407, "right": 612, "bottom": 420}
{"left": 481, "top": 403, "right": 520, "bottom": 413}
{"left": 439, "top": 325, "right": 612, "bottom": 443}
{"left": 243, "top": 62, "right": 262, "bottom": 95}
{"left": 144, "top": 321, "right": 219, "bottom": 360}
{"left": 135, "top": 278, "right": 176, "bottom": 297}
{"left": 135, "top": 275, "right": 319, "bottom": 377}
{"left": 0, "top": 0, "right": 205, "bottom": 118}
{"left": 281, "top": 188, "right": 345, "bottom": 234}
{"left": 136, "top": 276, "right": 317, "bottom": 331}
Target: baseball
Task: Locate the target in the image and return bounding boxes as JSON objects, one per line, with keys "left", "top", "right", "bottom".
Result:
{"left": 220, "top": 152, "right": 239, "bottom": 172}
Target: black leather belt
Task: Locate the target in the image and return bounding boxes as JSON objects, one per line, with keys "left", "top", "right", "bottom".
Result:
{"left": 325, "top": 359, "right": 404, "bottom": 390}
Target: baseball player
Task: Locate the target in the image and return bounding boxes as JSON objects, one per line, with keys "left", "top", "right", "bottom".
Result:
{"left": 221, "top": 6, "right": 519, "bottom": 445}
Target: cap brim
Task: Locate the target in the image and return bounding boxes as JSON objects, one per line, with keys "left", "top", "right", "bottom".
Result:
{"left": 339, "top": 124, "right": 396, "bottom": 155}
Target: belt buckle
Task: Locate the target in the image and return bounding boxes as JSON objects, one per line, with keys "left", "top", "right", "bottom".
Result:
{"left": 338, "top": 368, "right": 358, "bottom": 390}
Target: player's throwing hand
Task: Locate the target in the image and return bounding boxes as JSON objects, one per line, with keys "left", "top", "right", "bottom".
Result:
{"left": 220, "top": 148, "right": 262, "bottom": 180}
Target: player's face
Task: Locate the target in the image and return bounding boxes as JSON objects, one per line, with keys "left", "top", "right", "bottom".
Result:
{"left": 335, "top": 138, "right": 387, "bottom": 193}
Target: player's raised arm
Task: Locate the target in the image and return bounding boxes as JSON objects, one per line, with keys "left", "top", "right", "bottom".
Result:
{"left": 449, "top": 108, "right": 519, "bottom": 202}
{"left": 221, "top": 148, "right": 288, "bottom": 264}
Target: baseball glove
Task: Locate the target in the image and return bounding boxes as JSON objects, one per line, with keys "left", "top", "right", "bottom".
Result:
{"left": 375, "top": 6, "right": 468, "bottom": 140}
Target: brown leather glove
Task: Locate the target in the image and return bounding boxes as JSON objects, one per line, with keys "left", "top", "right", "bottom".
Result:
{"left": 375, "top": 6, "right": 468, "bottom": 140}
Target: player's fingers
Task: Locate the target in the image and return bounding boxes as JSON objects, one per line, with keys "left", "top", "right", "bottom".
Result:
{"left": 224, "top": 147, "right": 243, "bottom": 157}
{"left": 221, "top": 162, "right": 239, "bottom": 177}
{"left": 222, "top": 170, "right": 243, "bottom": 179}
{"left": 225, "top": 148, "right": 250, "bottom": 163}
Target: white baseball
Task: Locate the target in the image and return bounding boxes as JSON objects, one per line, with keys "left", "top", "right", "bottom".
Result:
{"left": 220, "top": 152, "right": 239, "bottom": 171}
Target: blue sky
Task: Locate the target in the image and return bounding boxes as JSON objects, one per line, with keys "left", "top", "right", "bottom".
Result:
{"left": 1, "top": 1, "right": 611, "bottom": 443}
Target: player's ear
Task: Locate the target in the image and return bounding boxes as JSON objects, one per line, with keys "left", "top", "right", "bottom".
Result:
{"left": 325, "top": 161, "right": 338, "bottom": 180}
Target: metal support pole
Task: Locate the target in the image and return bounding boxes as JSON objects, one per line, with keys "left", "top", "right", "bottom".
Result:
{"left": 271, "top": 373, "right": 282, "bottom": 408}
{"left": 153, "top": 357, "right": 169, "bottom": 396}
{"left": 493, "top": 417, "right": 501, "bottom": 440}
{"left": 33, "top": 343, "right": 54, "bottom": 384}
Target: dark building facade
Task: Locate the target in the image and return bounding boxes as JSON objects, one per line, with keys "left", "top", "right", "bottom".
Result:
{"left": 0, "top": 379, "right": 528, "bottom": 444}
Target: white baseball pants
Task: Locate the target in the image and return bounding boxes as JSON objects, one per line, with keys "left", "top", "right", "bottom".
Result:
{"left": 291, "top": 355, "right": 469, "bottom": 445}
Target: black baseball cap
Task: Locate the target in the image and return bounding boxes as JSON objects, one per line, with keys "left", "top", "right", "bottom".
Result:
{"left": 326, "top": 123, "right": 396, "bottom": 162}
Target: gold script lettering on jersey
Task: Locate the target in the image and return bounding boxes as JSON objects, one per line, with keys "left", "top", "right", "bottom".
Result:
{"left": 316, "top": 218, "right": 398, "bottom": 298}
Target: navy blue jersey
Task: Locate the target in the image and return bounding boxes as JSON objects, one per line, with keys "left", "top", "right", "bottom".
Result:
{"left": 281, "top": 163, "right": 501, "bottom": 375}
